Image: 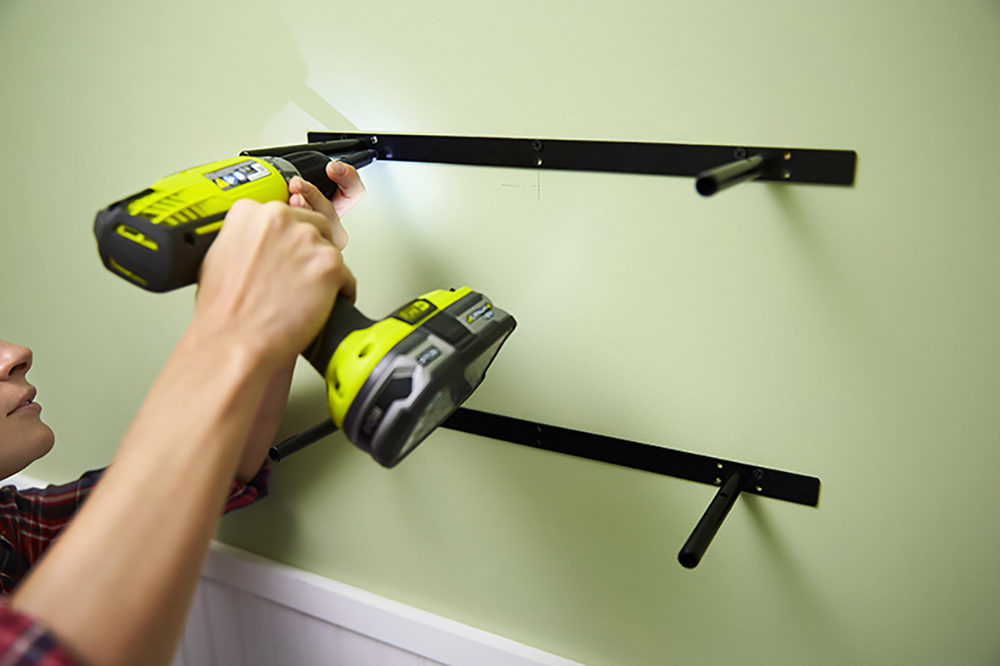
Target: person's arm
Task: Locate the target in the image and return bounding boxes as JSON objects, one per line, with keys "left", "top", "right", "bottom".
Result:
{"left": 234, "top": 164, "right": 365, "bottom": 484}
{"left": 234, "top": 361, "right": 293, "bottom": 485}
{"left": 11, "top": 199, "right": 355, "bottom": 666}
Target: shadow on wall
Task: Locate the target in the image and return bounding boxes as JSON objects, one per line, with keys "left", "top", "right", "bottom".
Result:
{"left": 766, "top": 182, "right": 908, "bottom": 385}
{"left": 211, "top": 0, "right": 359, "bottom": 139}
{"left": 742, "top": 495, "right": 862, "bottom": 663}
{"left": 26, "top": 0, "right": 360, "bottom": 159}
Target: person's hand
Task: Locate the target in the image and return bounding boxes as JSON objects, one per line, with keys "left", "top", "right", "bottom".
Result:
{"left": 286, "top": 160, "right": 367, "bottom": 251}
{"left": 194, "top": 200, "right": 356, "bottom": 370}
{"left": 228, "top": 164, "right": 367, "bottom": 480}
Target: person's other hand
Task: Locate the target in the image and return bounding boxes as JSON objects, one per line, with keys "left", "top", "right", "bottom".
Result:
{"left": 286, "top": 160, "right": 367, "bottom": 251}
{"left": 195, "top": 200, "right": 356, "bottom": 370}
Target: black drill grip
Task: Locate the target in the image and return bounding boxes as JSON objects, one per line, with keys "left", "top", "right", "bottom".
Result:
{"left": 303, "top": 295, "right": 377, "bottom": 376}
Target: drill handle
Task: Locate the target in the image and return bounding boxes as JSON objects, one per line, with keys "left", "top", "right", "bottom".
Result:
{"left": 303, "top": 295, "right": 377, "bottom": 376}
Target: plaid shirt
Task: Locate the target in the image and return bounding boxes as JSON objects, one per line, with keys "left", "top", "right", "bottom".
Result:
{"left": 0, "top": 464, "right": 269, "bottom": 665}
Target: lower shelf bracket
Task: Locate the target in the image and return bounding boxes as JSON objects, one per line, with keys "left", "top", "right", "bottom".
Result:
{"left": 269, "top": 408, "right": 821, "bottom": 568}
{"left": 442, "top": 408, "right": 820, "bottom": 568}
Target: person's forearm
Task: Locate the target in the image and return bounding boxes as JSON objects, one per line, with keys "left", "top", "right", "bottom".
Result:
{"left": 11, "top": 326, "right": 274, "bottom": 666}
{"left": 236, "top": 361, "right": 295, "bottom": 483}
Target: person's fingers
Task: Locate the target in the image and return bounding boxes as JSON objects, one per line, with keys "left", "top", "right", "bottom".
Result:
{"left": 325, "top": 160, "right": 367, "bottom": 217}
{"left": 288, "top": 177, "right": 330, "bottom": 215}
{"left": 289, "top": 190, "right": 311, "bottom": 211}
{"left": 287, "top": 177, "right": 348, "bottom": 250}
{"left": 267, "top": 199, "right": 336, "bottom": 246}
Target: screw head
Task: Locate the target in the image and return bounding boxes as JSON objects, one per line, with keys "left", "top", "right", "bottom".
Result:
{"left": 752, "top": 468, "right": 765, "bottom": 481}
{"left": 734, "top": 147, "right": 747, "bottom": 160}
{"left": 532, "top": 139, "right": 544, "bottom": 152}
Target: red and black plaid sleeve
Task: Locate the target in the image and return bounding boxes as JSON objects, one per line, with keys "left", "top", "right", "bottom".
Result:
{"left": 0, "top": 462, "right": 270, "bottom": 662}
{"left": 0, "top": 470, "right": 103, "bottom": 594}
{"left": 223, "top": 461, "right": 270, "bottom": 513}
{"left": 0, "top": 601, "right": 78, "bottom": 665}
{"left": 0, "top": 462, "right": 268, "bottom": 595}
{"left": 0, "top": 469, "right": 97, "bottom": 665}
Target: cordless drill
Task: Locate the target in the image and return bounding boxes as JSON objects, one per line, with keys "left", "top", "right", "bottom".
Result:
{"left": 94, "top": 139, "right": 516, "bottom": 467}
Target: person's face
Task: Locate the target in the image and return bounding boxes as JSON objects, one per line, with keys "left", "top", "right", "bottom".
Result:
{"left": 0, "top": 339, "right": 54, "bottom": 478}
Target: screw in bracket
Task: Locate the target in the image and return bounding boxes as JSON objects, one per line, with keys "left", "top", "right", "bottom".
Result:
{"left": 734, "top": 147, "right": 748, "bottom": 160}
{"left": 532, "top": 139, "right": 544, "bottom": 152}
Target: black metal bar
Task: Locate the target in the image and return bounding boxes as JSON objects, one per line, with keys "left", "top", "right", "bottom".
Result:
{"left": 308, "top": 132, "right": 856, "bottom": 188}
{"left": 269, "top": 406, "right": 821, "bottom": 506}
{"left": 269, "top": 418, "right": 338, "bottom": 462}
{"left": 442, "top": 408, "right": 820, "bottom": 507}
{"left": 242, "top": 138, "right": 371, "bottom": 158}
{"left": 696, "top": 155, "right": 771, "bottom": 196}
{"left": 678, "top": 471, "right": 742, "bottom": 568}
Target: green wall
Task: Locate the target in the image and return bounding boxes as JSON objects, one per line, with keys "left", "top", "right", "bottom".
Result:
{"left": 3, "top": 1, "right": 1000, "bottom": 664}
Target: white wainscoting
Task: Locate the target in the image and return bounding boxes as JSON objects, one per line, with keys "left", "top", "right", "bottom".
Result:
{"left": 3, "top": 474, "right": 583, "bottom": 666}
{"left": 173, "top": 542, "right": 583, "bottom": 666}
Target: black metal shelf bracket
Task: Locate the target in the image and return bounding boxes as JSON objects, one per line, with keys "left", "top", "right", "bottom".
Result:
{"left": 269, "top": 418, "right": 338, "bottom": 462}
{"left": 269, "top": 408, "right": 820, "bottom": 568}
{"left": 441, "top": 408, "right": 820, "bottom": 568}
{"left": 309, "top": 131, "right": 856, "bottom": 197}
{"left": 678, "top": 471, "right": 743, "bottom": 569}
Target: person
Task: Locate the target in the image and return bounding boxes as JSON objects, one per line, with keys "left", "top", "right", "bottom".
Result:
{"left": 0, "top": 161, "right": 366, "bottom": 665}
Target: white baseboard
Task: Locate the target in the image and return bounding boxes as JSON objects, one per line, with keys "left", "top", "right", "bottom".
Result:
{"left": 4, "top": 474, "right": 583, "bottom": 666}
{"left": 194, "top": 541, "right": 583, "bottom": 666}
